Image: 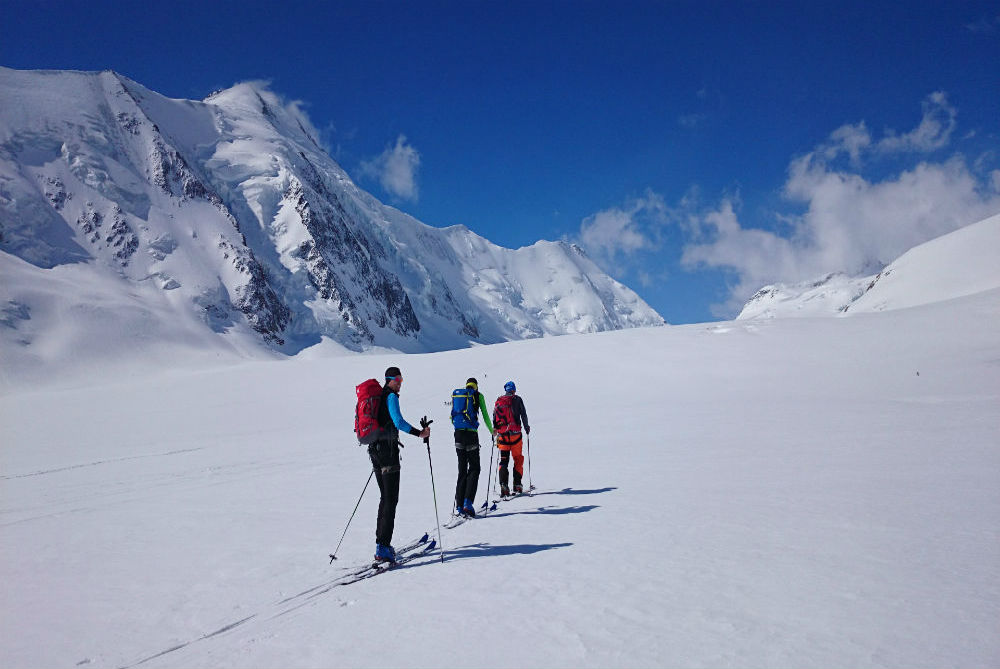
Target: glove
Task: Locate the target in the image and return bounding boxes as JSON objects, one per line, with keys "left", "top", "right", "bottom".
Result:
{"left": 525, "top": 426, "right": 531, "bottom": 435}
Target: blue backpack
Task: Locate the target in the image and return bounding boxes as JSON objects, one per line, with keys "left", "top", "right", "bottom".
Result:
{"left": 451, "top": 387, "right": 478, "bottom": 429}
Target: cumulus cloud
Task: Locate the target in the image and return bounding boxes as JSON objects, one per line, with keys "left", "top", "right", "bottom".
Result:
{"left": 818, "top": 92, "right": 956, "bottom": 163}
{"left": 578, "top": 192, "right": 667, "bottom": 265}
{"left": 360, "top": 135, "right": 421, "bottom": 201}
{"left": 680, "top": 93, "right": 1000, "bottom": 316}
{"left": 875, "top": 91, "right": 956, "bottom": 154}
{"left": 823, "top": 122, "right": 871, "bottom": 165}
{"left": 578, "top": 94, "right": 1000, "bottom": 319}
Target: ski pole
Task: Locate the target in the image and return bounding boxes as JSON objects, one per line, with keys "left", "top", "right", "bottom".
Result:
{"left": 421, "top": 417, "right": 444, "bottom": 563}
{"left": 329, "top": 470, "right": 374, "bottom": 563}
{"left": 482, "top": 433, "right": 496, "bottom": 514}
{"left": 495, "top": 438, "right": 503, "bottom": 500}
{"left": 527, "top": 432, "right": 533, "bottom": 490}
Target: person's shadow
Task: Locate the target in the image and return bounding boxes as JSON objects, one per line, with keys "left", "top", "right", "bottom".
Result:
{"left": 529, "top": 486, "right": 617, "bottom": 497}
{"left": 484, "top": 504, "right": 599, "bottom": 519}
{"left": 441, "top": 541, "right": 573, "bottom": 562}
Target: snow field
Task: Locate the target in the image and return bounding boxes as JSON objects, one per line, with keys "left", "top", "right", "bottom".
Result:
{"left": 2, "top": 290, "right": 999, "bottom": 667}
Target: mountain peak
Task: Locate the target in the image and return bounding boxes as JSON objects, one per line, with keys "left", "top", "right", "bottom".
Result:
{"left": 0, "top": 67, "right": 663, "bottom": 375}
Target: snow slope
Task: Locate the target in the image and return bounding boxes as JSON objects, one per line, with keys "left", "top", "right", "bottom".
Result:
{"left": 738, "top": 212, "right": 1000, "bottom": 319}
{"left": 2, "top": 287, "right": 998, "bottom": 668}
{"left": 847, "top": 212, "right": 1000, "bottom": 313}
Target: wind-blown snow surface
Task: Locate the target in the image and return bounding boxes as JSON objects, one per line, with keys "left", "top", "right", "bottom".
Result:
{"left": 2, "top": 289, "right": 999, "bottom": 668}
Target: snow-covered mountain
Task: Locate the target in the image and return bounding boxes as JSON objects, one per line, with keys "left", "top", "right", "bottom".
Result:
{"left": 0, "top": 67, "right": 662, "bottom": 368}
{"left": 737, "top": 212, "right": 1000, "bottom": 319}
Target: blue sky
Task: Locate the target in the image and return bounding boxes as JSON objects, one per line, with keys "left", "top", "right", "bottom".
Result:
{"left": 5, "top": 0, "right": 1000, "bottom": 323}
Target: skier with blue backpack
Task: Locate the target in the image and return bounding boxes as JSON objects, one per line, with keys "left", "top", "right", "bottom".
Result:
{"left": 451, "top": 377, "right": 494, "bottom": 517}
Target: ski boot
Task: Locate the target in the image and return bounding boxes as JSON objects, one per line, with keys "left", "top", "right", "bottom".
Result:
{"left": 374, "top": 544, "right": 397, "bottom": 563}
{"left": 462, "top": 498, "right": 476, "bottom": 517}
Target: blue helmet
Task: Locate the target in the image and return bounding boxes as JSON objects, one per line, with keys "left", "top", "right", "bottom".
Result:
{"left": 504, "top": 381, "right": 516, "bottom": 393}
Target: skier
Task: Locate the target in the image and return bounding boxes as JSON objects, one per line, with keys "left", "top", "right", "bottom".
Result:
{"left": 369, "top": 366, "right": 430, "bottom": 563}
{"left": 451, "top": 377, "right": 494, "bottom": 517}
{"left": 494, "top": 380, "right": 530, "bottom": 496}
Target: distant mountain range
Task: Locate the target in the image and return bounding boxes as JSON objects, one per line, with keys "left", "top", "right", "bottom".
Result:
{"left": 0, "top": 67, "right": 663, "bottom": 367}
{"left": 737, "top": 213, "right": 1000, "bottom": 319}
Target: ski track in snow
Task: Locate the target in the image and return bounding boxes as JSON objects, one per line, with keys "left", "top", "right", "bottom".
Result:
{"left": 120, "top": 489, "right": 577, "bottom": 668}
{"left": 0, "top": 447, "right": 205, "bottom": 481}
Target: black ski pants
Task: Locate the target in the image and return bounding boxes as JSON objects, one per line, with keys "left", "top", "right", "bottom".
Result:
{"left": 454, "top": 429, "right": 481, "bottom": 508}
{"left": 369, "top": 440, "right": 401, "bottom": 547}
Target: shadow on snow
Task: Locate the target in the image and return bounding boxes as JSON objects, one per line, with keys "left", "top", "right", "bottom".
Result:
{"left": 441, "top": 541, "right": 573, "bottom": 562}
{"left": 483, "top": 504, "right": 600, "bottom": 519}
{"left": 527, "top": 486, "right": 617, "bottom": 497}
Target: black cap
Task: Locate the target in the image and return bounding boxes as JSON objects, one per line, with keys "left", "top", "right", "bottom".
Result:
{"left": 386, "top": 366, "right": 402, "bottom": 379}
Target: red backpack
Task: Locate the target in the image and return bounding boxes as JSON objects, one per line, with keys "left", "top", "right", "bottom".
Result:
{"left": 355, "top": 379, "right": 385, "bottom": 444}
{"left": 493, "top": 394, "right": 519, "bottom": 434}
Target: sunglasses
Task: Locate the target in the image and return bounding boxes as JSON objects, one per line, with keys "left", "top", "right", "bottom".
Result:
{"left": 387, "top": 376, "right": 403, "bottom": 382}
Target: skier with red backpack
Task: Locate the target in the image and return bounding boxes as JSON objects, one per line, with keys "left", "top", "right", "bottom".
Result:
{"left": 354, "top": 366, "right": 430, "bottom": 563}
{"left": 493, "top": 381, "right": 530, "bottom": 496}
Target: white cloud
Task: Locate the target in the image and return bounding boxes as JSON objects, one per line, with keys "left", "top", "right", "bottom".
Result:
{"left": 684, "top": 159, "right": 1000, "bottom": 315}
{"left": 678, "top": 93, "right": 1000, "bottom": 316}
{"left": 578, "top": 192, "right": 666, "bottom": 266}
{"left": 875, "top": 91, "right": 956, "bottom": 154}
{"left": 576, "top": 94, "right": 999, "bottom": 318}
{"left": 360, "top": 135, "right": 421, "bottom": 201}
{"left": 823, "top": 122, "right": 872, "bottom": 165}
{"left": 818, "top": 92, "right": 956, "bottom": 164}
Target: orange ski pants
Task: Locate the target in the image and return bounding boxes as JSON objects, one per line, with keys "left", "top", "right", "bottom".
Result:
{"left": 497, "top": 432, "right": 524, "bottom": 488}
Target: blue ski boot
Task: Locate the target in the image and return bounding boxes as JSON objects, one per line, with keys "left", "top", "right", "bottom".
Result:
{"left": 462, "top": 498, "right": 476, "bottom": 517}
{"left": 374, "top": 544, "right": 396, "bottom": 563}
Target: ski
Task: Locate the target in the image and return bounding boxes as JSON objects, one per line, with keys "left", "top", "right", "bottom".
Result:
{"left": 330, "top": 531, "right": 429, "bottom": 566}
{"left": 444, "top": 513, "right": 470, "bottom": 529}
{"left": 371, "top": 539, "right": 436, "bottom": 571}
{"left": 333, "top": 534, "right": 436, "bottom": 586}
{"left": 491, "top": 485, "right": 535, "bottom": 505}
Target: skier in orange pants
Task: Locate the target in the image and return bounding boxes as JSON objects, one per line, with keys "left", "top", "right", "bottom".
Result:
{"left": 493, "top": 381, "right": 530, "bottom": 496}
